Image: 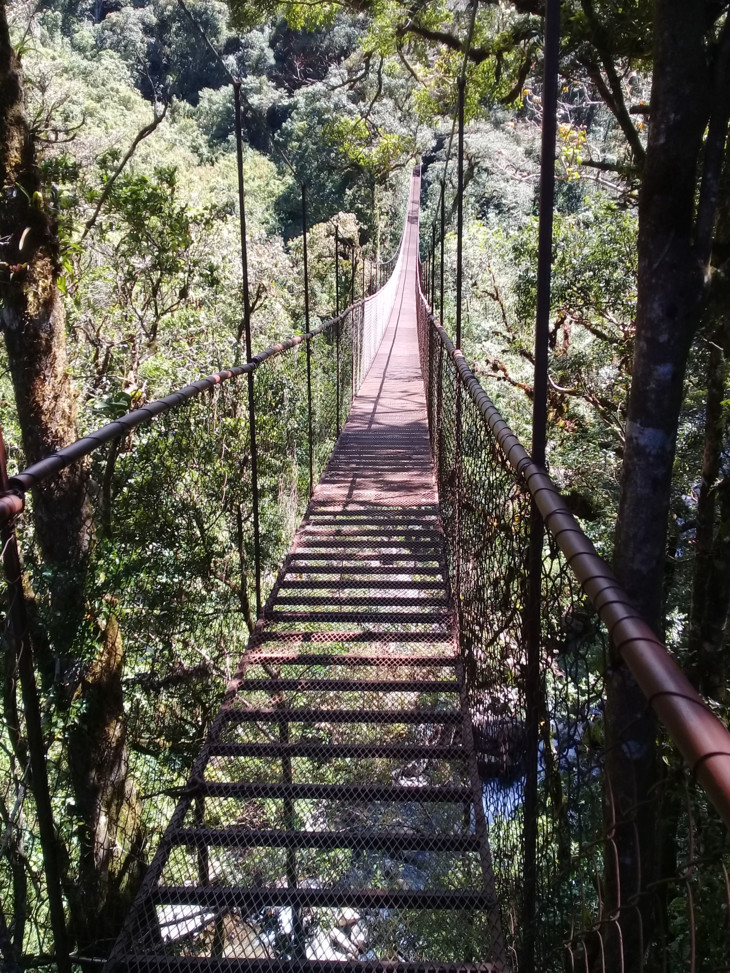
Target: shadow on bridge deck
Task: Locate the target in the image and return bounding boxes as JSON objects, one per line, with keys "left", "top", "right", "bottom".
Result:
{"left": 108, "top": 172, "right": 505, "bottom": 973}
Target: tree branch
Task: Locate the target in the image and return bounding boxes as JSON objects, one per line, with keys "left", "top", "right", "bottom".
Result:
{"left": 397, "top": 21, "right": 491, "bottom": 63}
{"left": 500, "top": 56, "right": 532, "bottom": 104}
{"left": 326, "top": 51, "right": 372, "bottom": 90}
{"left": 80, "top": 101, "right": 168, "bottom": 242}
{"left": 578, "top": 0, "right": 646, "bottom": 165}
{"left": 362, "top": 57, "right": 384, "bottom": 123}
{"left": 125, "top": 663, "right": 213, "bottom": 691}
{"left": 478, "top": 356, "right": 534, "bottom": 398}
{"left": 395, "top": 41, "right": 425, "bottom": 85}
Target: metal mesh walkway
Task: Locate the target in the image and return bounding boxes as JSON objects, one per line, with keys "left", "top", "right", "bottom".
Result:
{"left": 108, "top": 172, "right": 504, "bottom": 972}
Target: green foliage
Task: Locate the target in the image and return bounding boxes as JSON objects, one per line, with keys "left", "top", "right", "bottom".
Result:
{"left": 325, "top": 115, "right": 411, "bottom": 178}
{"left": 226, "top": 0, "right": 339, "bottom": 32}
{"left": 430, "top": 141, "right": 638, "bottom": 550}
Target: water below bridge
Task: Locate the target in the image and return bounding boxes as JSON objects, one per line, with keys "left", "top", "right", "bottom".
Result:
{"left": 108, "top": 172, "right": 506, "bottom": 973}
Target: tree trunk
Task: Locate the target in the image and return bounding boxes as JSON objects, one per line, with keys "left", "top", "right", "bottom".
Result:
{"left": 0, "top": 5, "right": 92, "bottom": 678}
{"left": 1, "top": 8, "right": 144, "bottom": 955}
{"left": 608, "top": 3, "right": 717, "bottom": 968}
{"left": 688, "top": 342, "right": 730, "bottom": 701}
{"left": 67, "top": 614, "right": 145, "bottom": 954}
{"left": 688, "top": 136, "right": 730, "bottom": 702}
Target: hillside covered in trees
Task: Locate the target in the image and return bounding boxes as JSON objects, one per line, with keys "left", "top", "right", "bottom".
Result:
{"left": 1, "top": 0, "right": 729, "bottom": 969}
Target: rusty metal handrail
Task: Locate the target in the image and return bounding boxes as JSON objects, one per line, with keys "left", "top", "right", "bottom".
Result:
{"left": 428, "top": 313, "right": 730, "bottom": 831}
{"left": 0, "top": 311, "right": 347, "bottom": 509}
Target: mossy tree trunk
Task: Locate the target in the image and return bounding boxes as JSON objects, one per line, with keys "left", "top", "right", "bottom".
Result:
{"left": 67, "top": 615, "right": 145, "bottom": 954}
{"left": 0, "top": 1, "right": 91, "bottom": 677}
{"left": 1, "top": 6, "right": 144, "bottom": 957}
{"left": 607, "top": 6, "right": 730, "bottom": 970}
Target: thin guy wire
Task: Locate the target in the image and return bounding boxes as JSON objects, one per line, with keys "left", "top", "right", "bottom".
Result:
{"left": 429, "top": 0, "right": 479, "bottom": 245}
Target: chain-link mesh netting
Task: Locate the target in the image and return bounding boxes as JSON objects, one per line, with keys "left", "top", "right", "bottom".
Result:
{"left": 0, "top": 295, "right": 388, "bottom": 969}
{"left": 358, "top": 251, "right": 406, "bottom": 390}
{"left": 2, "top": 384, "right": 263, "bottom": 966}
{"left": 5, "top": 164, "right": 729, "bottom": 973}
{"left": 353, "top": 206, "right": 409, "bottom": 397}
{"left": 415, "top": 285, "right": 730, "bottom": 972}
{"left": 425, "top": 325, "right": 531, "bottom": 962}
{"left": 103, "top": 168, "right": 504, "bottom": 972}
{"left": 0, "top": 175, "right": 437, "bottom": 971}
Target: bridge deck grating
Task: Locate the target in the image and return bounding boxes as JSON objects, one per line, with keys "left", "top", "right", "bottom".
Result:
{"left": 109, "top": 171, "right": 503, "bottom": 972}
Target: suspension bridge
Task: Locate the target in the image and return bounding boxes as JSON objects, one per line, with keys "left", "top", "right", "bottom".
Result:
{"left": 2, "top": 166, "right": 730, "bottom": 973}
{"left": 100, "top": 167, "right": 504, "bottom": 970}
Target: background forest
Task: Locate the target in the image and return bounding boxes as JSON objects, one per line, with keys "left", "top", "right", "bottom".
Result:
{"left": 1, "top": 0, "right": 729, "bottom": 968}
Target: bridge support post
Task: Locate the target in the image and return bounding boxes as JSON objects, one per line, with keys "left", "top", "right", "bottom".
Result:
{"left": 522, "top": 503, "right": 542, "bottom": 973}
{"left": 430, "top": 220, "right": 437, "bottom": 309}
{"left": 350, "top": 244, "right": 357, "bottom": 394}
{"left": 302, "top": 182, "right": 314, "bottom": 499}
{"left": 453, "top": 73, "right": 466, "bottom": 635}
{"left": 456, "top": 75, "right": 465, "bottom": 352}
{"left": 436, "top": 340, "right": 444, "bottom": 501}
{"left": 439, "top": 180, "right": 445, "bottom": 327}
{"left": 335, "top": 224, "right": 341, "bottom": 437}
{"left": 521, "top": 2, "right": 561, "bottom": 970}
{"left": 426, "top": 311, "right": 434, "bottom": 455}
{"left": 0, "top": 429, "right": 72, "bottom": 973}
{"left": 234, "top": 81, "right": 262, "bottom": 618}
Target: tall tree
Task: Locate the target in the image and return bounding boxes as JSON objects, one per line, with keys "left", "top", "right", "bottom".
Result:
{"left": 0, "top": 0, "right": 91, "bottom": 663}
{"left": 687, "top": 135, "right": 730, "bottom": 703}
{"left": 607, "top": 7, "right": 729, "bottom": 968}
{"left": 0, "top": 2, "right": 144, "bottom": 955}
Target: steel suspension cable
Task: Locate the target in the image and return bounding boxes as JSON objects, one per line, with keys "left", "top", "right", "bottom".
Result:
{"left": 302, "top": 182, "right": 314, "bottom": 499}
{"left": 176, "top": 0, "right": 300, "bottom": 181}
{"left": 423, "top": 0, "right": 478, "bottom": 326}
{"left": 233, "top": 81, "right": 262, "bottom": 617}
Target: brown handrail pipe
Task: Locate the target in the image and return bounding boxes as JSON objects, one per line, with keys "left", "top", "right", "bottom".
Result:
{"left": 0, "top": 307, "right": 356, "bottom": 510}
{"left": 0, "top": 247, "right": 398, "bottom": 519}
{"left": 0, "top": 492, "right": 24, "bottom": 520}
{"left": 432, "top": 319, "right": 730, "bottom": 830}
{"left": 7, "top": 364, "right": 250, "bottom": 495}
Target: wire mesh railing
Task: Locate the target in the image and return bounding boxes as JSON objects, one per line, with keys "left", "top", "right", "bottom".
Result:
{"left": 416, "top": 281, "right": 730, "bottom": 972}
{"left": 357, "top": 249, "right": 406, "bottom": 392}
{"left": 0, "top": 232, "right": 404, "bottom": 969}
{"left": 101, "top": 167, "right": 507, "bottom": 972}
